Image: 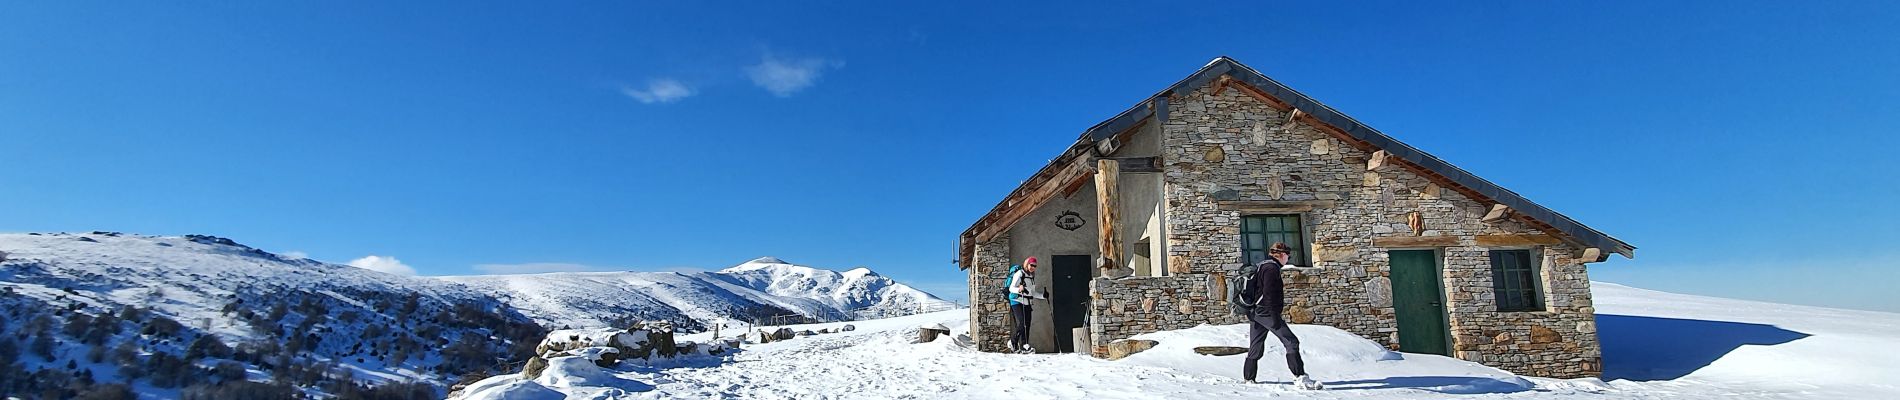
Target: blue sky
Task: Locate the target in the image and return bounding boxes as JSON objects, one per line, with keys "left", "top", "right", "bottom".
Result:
{"left": 3, "top": 2, "right": 1897, "bottom": 311}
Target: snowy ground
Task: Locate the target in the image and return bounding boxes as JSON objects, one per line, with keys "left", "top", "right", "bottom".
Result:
{"left": 1591, "top": 282, "right": 1900, "bottom": 398}
{"left": 457, "top": 282, "right": 1900, "bottom": 399}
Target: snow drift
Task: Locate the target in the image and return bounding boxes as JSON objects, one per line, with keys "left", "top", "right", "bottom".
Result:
{"left": 453, "top": 281, "right": 1900, "bottom": 399}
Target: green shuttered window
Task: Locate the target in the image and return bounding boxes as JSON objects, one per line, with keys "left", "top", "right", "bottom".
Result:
{"left": 1489, "top": 249, "right": 1544, "bottom": 312}
{"left": 1241, "top": 214, "right": 1309, "bottom": 266}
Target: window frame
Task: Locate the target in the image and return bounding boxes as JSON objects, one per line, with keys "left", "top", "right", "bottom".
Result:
{"left": 1488, "top": 248, "right": 1546, "bottom": 312}
{"left": 1240, "top": 214, "right": 1311, "bottom": 267}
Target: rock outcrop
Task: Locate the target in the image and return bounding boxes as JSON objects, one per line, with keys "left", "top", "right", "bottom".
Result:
{"left": 1105, "top": 339, "right": 1158, "bottom": 360}
{"left": 1193, "top": 346, "right": 1248, "bottom": 356}
{"left": 520, "top": 320, "right": 726, "bottom": 379}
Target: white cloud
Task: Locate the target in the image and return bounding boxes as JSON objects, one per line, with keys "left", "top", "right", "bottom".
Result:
{"left": 745, "top": 55, "right": 843, "bottom": 97}
{"left": 621, "top": 79, "right": 696, "bottom": 104}
{"left": 474, "top": 262, "right": 616, "bottom": 275}
{"left": 348, "top": 255, "right": 416, "bottom": 276}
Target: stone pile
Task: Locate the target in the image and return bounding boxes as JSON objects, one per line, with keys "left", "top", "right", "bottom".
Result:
{"left": 521, "top": 320, "right": 731, "bottom": 379}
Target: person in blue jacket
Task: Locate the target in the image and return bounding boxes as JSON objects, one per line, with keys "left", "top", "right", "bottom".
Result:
{"left": 1006, "top": 256, "right": 1047, "bottom": 353}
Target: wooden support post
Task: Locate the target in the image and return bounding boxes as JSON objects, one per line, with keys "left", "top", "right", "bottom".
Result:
{"left": 1096, "top": 159, "right": 1123, "bottom": 272}
{"left": 1368, "top": 150, "right": 1390, "bottom": 171}
{"left": 1481, "top": 204, "right": 1512, "bottom": 223}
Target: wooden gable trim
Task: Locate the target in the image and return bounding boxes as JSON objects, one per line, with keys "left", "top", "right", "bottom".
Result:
{"left": 973, "top": 154, "right": 1097, "bottom": 244}
{"left": 959, "top": 116, "right": 1153, "bottom": 269}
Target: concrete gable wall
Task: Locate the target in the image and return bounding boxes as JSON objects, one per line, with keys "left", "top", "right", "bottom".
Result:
{"left": 1001, "top": 181, "right": 1099, "bottom": 353}
{"left": 1109, "top": 120, "right": 1167, "bottom": 277}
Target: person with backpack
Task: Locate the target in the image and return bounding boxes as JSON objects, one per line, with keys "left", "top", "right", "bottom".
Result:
{"left": 1232, "top": 242, "right": 1323, "bottom": 390}
{"left": 1005, "top": 256, "right": 1047, "bottom": 353}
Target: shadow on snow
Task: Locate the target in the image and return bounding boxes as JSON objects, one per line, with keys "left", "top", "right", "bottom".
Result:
{"left": 1596, "top": 314, "right": 1810, "bottom": 381}
{"left": 1328, "top": 376, "right": 1532, "bottom": 394}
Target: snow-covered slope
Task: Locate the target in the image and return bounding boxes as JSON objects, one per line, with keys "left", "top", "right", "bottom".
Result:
{"left": 1592, "top": 282, "right": 1900, "bottom": 398}
{"left": 440, "top": 270, "right": 804, "bottom": 333}
{"left": 465, "top": 282, "right": 1900, "bottom": 399}
{"left": 0, "top": 232, "right": 543, "bottom": 397}
{"left": 441, "top": 257, "right": 956, "bottom": 333}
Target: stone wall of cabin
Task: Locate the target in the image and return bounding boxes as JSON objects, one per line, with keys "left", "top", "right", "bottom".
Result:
{"left": 1087, "top": 275, "right": 1225, "bottom": 357}
{"left": 1081, "top": 81, "right": 1602, "bottom": 377}
{"left": 969, "top": 233, "right": 1013, "bottom": 353}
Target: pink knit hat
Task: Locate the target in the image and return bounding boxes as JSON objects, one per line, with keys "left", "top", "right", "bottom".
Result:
{"left": 1025, "top": 257, "right": 1038, "bottom": 265}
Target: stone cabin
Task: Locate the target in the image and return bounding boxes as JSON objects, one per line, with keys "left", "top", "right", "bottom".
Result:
{"left": 956, "top": 57, "right": 1635, "bottom": 378}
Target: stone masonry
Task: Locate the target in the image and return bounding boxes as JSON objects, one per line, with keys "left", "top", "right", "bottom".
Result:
{"left": 969, "top": 233, "right": 1013, "bottom": 353}
{"left": 1106, "top": 80, "right": 1602, "bottom": 377}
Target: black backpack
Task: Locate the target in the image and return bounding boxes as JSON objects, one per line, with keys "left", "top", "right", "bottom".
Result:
{"left": 1227, "top": 262, "right": 1259, "bottom": 316}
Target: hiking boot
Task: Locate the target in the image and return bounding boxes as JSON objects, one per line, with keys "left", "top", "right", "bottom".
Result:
{"left": 1294, "top": 375, "right": 1324, "bottom": 390}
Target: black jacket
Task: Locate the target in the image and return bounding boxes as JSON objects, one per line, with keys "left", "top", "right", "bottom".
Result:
{"left": 1248, "top": 258, "right": 1286, "bottom": 315}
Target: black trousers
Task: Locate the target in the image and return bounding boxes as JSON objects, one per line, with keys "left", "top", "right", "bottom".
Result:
{"left": 1009, "top": 303, "right": 1032, "bottom": 351}
{"left": 1243, "top": 311, "right": 1307, "bottom": 381}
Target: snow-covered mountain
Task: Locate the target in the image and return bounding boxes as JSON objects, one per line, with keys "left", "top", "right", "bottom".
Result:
{"left": 0, "top": 232, "right": 544, "bottom": 397}
{"left": 0, "top": 231, "right": 958, "bottom": 398}
{"left": 441, "top": 256, "right": 957, "bottom": 332}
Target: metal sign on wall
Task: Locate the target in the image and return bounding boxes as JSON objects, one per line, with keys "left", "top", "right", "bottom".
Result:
{"left": 1055, "top": 210, "right": 1086, "bottom": 231}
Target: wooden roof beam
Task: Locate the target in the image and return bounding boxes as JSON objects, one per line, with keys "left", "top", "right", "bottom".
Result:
{"left": 1368, "top": 150, "right": 1390, "bottom": 171}
{"left": 1482, "top": 204, "right": 1513, "bottom": 223}
{"left": 973, "top": 154, "right": 1098, "bottom": 243}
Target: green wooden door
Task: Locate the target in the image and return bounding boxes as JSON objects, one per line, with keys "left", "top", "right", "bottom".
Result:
{"left": 1388, "top": 250, "right": 1450, "bottom": 355}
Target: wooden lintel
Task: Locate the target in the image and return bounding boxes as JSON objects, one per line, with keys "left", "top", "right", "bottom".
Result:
{"left": 1473, "top": 234, "right": 1563, "bottom": 247}
{"left": 1579, "top": 248, "right": 1604, "bottom": 263}
{"left": 1215, "top": 200, "right": 1337, "bottom": 213}
{"left": 1372, "top": 236, "right": 1460, "bottom": 248}
{"left": 1368, "top": 150, "right": 1390, "bottom": 171}
{"left": 1095, "top": 159, "right": 1124, "bottom": 271}
{"left": 1112, "top": 156, "right": 1161, "bottom": 173}
{"left": 1481, "top": 204, "right": 1512, "bottom": 223}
